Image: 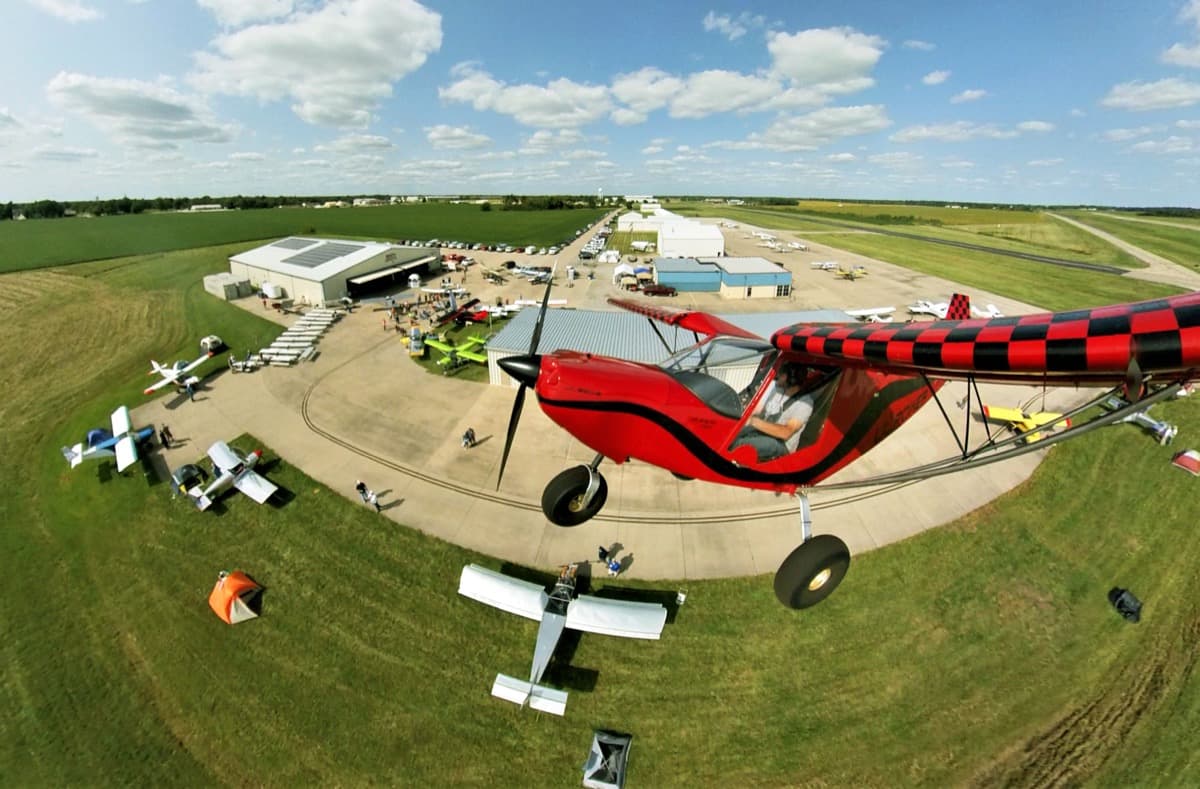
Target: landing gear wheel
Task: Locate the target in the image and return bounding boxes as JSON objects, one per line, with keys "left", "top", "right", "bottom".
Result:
{"left": 774, "top": 535, "right": 850, "bottom": 609}
{"left": 542, "top": 466, "right": 608, "bottom": 526}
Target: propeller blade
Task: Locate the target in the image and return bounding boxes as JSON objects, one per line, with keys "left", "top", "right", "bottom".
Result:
{"left": 496, "top": 383, "right": 527, "bottom": 490}
{"left": 528, "top": 260, "right": 557, "bottom": 354}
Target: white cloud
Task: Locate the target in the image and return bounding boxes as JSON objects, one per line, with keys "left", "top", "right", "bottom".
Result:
{"left": 440, "top": 63, "right": 611, "bottom": 128}
{"left": 425, "top": 124, "right": 490, "bottom": 150}
{"left": 230, "top": 151, "right": 265, "bottom": 160}
{"left": 940, "top": 159, "right": 974, "bottom": 168}
{"left": 1178, "top": 119, "right": 1200, "bottom": 129}
{"left": 610, "top": 67, "right": 684, "bottom": 121}
{"left": 1161, "top": 0, "right": 1200, "bottom": 67}
{"left": 610, "top": 108, "right": 644, "bottom": 126}
{"left": 314, "top": 133, "right": 392, "bottom": 153}
{"left": 33, "top": 144, "right": 99, "bottom": 160}
{"left": 1101, "top": 78, "right": 1200, "bottom": 111}
{"left": 563, "top": 148, "right": 604, "bottom": 160}
{"left": 891, "top": 121, "right": 1017, "bottom": 142}
{"left": 26, "top": 0, "right": 101, "bottom": 23}
{"left": 903, "top": 39, "right": 935, "bottom": 51}
{"left": 950, "top": 89, "right": 987, "bottom": 103}
{"left": 1017, "top": 120, "right": 1054, "bottom": 132}
{"left": 1028, "top": 158, "right": 1063, "bottom": 166}
{"left": 767, "top": 27, "right": 885, "bottom": 87}
{"left": 710, "top": 104, "right": 891, "bottom": 151}
{"left": 826, "top": 152, "right": 856, "bottom": 162}
{"left": 922, "top": 70, "right": 950, "bottom": 85}
{"left": 868, "top": 151, "right": 923, "bottom": 168}
{"left": 47, "top": 72, "right": 236, "bottom": 148}
{"left": 519, "top": 129, "right": 585, "bottom": 155}
{"left": 669, "top": 70, "right": 785, "bottom": 119}
{"left": 0, "top": 108, "right": 20, "bottom": 130}
{"left": 1129, "top": 136, "right": 1194, "bottom": 154}
{"left": 702, "top": 10, "right": 764, "bottom": 41}
{"left": 641, "top": 144, "right": 663, "bottom": 155}
{"left": 197, "top": 0, "right": 293, "bottom": 27}
{"left": 191, "top": 0, "right": 443, "bottom": 128}
{"left": 1104, "top": 126, "right": 1156, "bottom": 141}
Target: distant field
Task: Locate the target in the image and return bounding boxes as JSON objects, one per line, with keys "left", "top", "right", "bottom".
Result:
{"left": 0, "top": 204, "right": 608, "bottom": 273}
{"left": 676, "top": 200, "right": 1043, "bottom": 227}
{"left": 4, "top": 245, "right": 1200, "bottom": 785}
{"left": 1060, "top": 211, "right": 1200, "bottom": 274}
{"left": 809, "top": 232, "right": 1177, "bottom": 310}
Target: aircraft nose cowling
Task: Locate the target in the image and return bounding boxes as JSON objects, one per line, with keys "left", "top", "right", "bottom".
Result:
{"left": 498, "top": 354, "right": 542, "bottom": 387}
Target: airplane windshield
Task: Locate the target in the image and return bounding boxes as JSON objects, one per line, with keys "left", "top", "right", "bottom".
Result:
{"left": 659, "top": 337, "right": 777, "bottom": 416}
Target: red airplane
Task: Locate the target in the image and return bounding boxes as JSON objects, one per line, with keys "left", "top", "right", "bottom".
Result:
{"left": 497, "top": 287, "right": 1200, "bottom": 610}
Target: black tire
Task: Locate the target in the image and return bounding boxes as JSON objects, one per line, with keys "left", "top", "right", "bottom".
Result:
{"left": 774, "top": 535, "right": 851, "bottom": 609}
{"left": 541, "top": 466, "right": 608, "bottom": 526}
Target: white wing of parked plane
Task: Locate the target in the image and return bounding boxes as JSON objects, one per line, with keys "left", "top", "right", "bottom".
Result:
{"left": 565, "top": 596, "right": 667, "bottom": 640}
{"left": 233, "top": 470, "right": 277, "bottom": 504}
{"left": 458, "top": 564, "right": 547, "bottom": 622}
{"left": 207, "top": 440, "right": 244, "bottom": 472}
{"left": 109, "top": 406, "right": 139, "bottom": 472}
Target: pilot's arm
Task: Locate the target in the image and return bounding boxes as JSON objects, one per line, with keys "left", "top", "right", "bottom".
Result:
{"left": 746, "top": 413, "right": 805, "bottom": 442}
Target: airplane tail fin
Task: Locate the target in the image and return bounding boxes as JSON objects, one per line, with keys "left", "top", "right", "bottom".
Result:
{"left": 946, "top": 293, "right": 971, "bottom": 320}
{"left": 491, "top": 673, "right": 568, "bottom": 716}
{"left": 62, "top": 444, "right": 83, "bottom": 468}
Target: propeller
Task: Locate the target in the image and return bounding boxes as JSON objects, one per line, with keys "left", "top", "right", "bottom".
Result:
{"left": 496, "top": 261, "right": 557, "bottom": 489}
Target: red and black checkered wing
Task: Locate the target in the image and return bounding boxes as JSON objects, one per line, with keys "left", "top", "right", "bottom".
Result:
{"left": 774, "top": 292, "right": 1200, "bottom": 384}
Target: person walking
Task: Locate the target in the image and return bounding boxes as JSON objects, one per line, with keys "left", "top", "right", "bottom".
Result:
{"left": 354, "top": 480, "right": 368, "bottom": 502}
{"left": 607, "top": 558, "right": 621, "bottom": 577}
{"left": 461, "top": 427, "right": 476, "bottom": 449}
{"left": 366, "top": 489, "right": 380, "bottom": 513}
{"left": 159, "top": 427, "right": 171, "bottom": 449}
{"left": 597, "top": 545, "right": 609, "bottom": 563}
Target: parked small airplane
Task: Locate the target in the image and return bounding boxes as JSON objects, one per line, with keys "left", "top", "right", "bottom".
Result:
{"left": 227, "top": 350, "right": 262, "bottom": 373}
{"left": 788, "top": 241, "right": 808, "bottom": 251}
{"left": 144, "top": 352, "right": 213, "bottom": 395}
{"left": 1101, "top": 396, "right": 1179, "bottom": 445}
{"left": 907, "top": 299, "right": 950, "bottom": 318}
{"left": 185, "top": 441, "right": 278, "bottom": 511}
{"left": 61, "top": 405, "right": 154, "bottom": 472}
{"left": 844, "top": 306, "right": 896, "bottom": 323}
{"left": 834, "top": 265, "right": 868, "bottom": 281}
{"left": 457, "top": 562, "right": 667, "bottom": 716}
{"left": 810, "top": 261, "right": 839, "bottom": 271}
{"left": 982, "top": 403, "right": 1071, "bottom": 443}
{"left": 425, "top": 334, "right": 487, "bottom": 365}
{"left": 970, "top": 303, "right": 1005, "bottom": 319}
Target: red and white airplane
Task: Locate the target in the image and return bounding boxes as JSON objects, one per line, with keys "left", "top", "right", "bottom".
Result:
{"left": 184, "top": 441, "right": 278, "bottom": 511}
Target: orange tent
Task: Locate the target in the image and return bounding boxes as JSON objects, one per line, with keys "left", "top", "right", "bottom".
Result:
{"left": 208, "top": 570, "right": 263, "bottom": 624}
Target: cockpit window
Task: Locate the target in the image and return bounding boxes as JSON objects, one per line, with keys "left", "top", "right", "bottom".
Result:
{"left": 658, "top": 338, "right": 777, "bottom": 419}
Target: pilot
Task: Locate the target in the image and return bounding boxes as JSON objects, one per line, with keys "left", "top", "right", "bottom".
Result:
{"left": 730, "top": 362, "right": 815, "bottom": 462}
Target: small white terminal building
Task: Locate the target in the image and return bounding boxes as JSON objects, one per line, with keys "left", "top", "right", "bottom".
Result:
{"left": 228, "top": 237, "right": 439, "bottom": 305}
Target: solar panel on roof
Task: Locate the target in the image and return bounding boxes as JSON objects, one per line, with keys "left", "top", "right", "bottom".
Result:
{"left": 272, "top": 237, "right": 317, "bottom": 250}
{"left": 283, "top": 242, "right": 365, "bottom": 268}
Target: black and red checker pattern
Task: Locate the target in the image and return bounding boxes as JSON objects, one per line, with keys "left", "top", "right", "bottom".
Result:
{"left": 774, "top": 292, "right": 1200, "bottom": 384}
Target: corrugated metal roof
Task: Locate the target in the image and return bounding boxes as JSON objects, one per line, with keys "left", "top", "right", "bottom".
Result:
{"left": 653, "top": 257, "right": 714, "bottom": 273}
{"left": 488, "top": 307, "right": 857, "bottom": 360}
{"left": 703, "top": 256, "right": 784, "bottom": 274}
{"left": 231, "top": 237, "right": 435, "bottom": 282}
{"left": 659, "top": 222, "right": 724, "bottom": 240}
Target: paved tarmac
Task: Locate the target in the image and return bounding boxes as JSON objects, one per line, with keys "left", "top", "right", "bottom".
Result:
{"left": 132, "top": 215, "right": 1192, "bottom": 583}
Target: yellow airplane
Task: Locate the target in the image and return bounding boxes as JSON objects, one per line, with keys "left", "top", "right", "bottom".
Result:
{"left": 982, "top": 404, "right": 1071, "bottom": 443}
{"left": 835, "top": 265, "right": 868, "bottom": 281}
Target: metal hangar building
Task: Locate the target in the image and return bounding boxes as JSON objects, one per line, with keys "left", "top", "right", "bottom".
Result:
{"left": 228, "top": 237, "right": 440, "bottom": 305}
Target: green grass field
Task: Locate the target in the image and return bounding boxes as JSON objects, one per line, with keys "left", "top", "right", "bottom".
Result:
{"left": 0, "top": 204, "right": 608, "bottom": 274}
{"left": 1061, "top": 211, "right": 1200, "bottom": 275}
{"left": 4, "top": 224, "right": 1200, "bottom": 785}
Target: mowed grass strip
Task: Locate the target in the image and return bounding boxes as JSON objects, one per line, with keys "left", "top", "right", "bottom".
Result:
{"left": 4, "top": 238, "right": 1200, "bottom": 785}
{"left": 1060, "top": 211, "right": 1200, "bottom": 275}
{"left": 0, "top": 204, "right": 608, "bottom": 273}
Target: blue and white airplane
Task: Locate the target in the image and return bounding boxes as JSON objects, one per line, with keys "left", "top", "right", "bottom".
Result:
{"left": 61, "top": 406, "right": 155, "bottom": 473}
{"left": 143, "top": 352, "right": 212, "bottom": 396}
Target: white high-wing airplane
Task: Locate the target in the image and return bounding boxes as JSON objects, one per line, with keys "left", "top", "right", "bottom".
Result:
{"left": 810, "top": 261, "right": 839, "bottom": 270}
{"left": 457, "top": 563, "right": 667, "bottom": 716}
{"left": 143, "top": 352, "right": 213, "bottom": 395}
{"left": 185, "top": 441, "right": 278, "bottom": 511}
{"left": 907, "top": 299, "right": 950, "bottom": 318}
{"left": 970, "top": 303, "right": 1005, "bottom": 319}
{"left": 61, "top": 406, "right": 155, "bottom": 472}
{"left": 844, "top": 306, "right": 896, "bottom": 323}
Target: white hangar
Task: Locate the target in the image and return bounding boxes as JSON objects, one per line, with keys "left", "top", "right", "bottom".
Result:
{"left": 228, "top": 237, "right": 440, "bottom": 306}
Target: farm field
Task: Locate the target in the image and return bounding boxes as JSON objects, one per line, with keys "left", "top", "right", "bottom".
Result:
{"left": 4, "top": 228, "right": 1200, "bottom": 785}
{"left": 0, "top": 203, "right": 608, "bottom": 274}
{"left": 1060, "top": 211, "right": 1200, "bottom": 275}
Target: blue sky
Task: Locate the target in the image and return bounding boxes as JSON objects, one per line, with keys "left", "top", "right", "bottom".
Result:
{"left": 2, "top": 0, "right": 1200, "bottom": 205}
